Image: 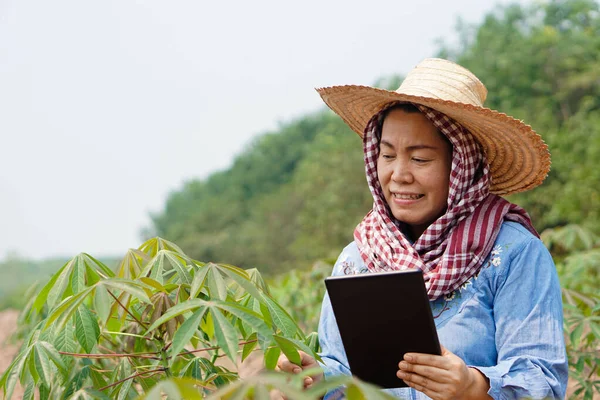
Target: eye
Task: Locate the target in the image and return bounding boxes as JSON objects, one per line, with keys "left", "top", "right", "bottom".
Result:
{"left": 412, "top": 157, "right": 431, "bottom": 163}
{"left": 380, "top": 153, "right": 395, "bottom": 160}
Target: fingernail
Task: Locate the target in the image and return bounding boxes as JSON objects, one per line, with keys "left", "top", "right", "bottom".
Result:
{"left": 293, "top": 367, "right": 301, "bottom": 373}
{"left": 404, "top": 354, "right": 414, "bottom": 362}
{"left": 399, "top": 361, "right": 408, "bottom": 369}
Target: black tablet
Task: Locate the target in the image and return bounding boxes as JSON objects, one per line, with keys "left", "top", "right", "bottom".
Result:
{"left": 324, "top": 269, "right": 441, "bottom": 389}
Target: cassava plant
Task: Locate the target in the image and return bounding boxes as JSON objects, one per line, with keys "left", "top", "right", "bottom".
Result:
{"left": 0, "top": 237, "right": 394, "bottom": 400}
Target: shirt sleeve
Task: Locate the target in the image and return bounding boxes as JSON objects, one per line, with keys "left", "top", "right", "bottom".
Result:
{"left": 474, "top": 238, "right": 569, "bottom": 399}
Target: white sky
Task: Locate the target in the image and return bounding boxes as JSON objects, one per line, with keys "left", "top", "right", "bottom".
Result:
{"left": 0, "top": 0, "right": 529, "bottom": 261}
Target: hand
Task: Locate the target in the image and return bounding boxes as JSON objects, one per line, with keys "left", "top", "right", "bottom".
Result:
{"left": 276, "top": 350, "right": 323, "bottom": 389}
{"left": 396, "top": 346, "right": 491, "bottom": 400}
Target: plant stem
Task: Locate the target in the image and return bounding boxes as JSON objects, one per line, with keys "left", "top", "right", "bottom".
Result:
{"left": 178, "top": 339, "right": 258, "bottom": 357}
{"left": 99, "top": 368, "right": 165, "bottom": 391}
{"left": 159, "top": 344, "right": 173, "bottom": 378}
{"left": 108, "top": 291, "right": 148, "bottom": 329}
{"left": 588, "top": 362, "right": 598, "bottom": 379}
{"left": 58, "top": 351, "right": 160, "bottom": 360}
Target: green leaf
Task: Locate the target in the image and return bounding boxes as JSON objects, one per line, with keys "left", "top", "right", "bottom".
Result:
{"left": 168, "top": 306, "right": 207, "bottom": 363}
{"left": 32, "top": 261, "right": 70, "bottom": 312}
{"left": 262, "top": 295, "right": 299, "bottom": 338}
{"left": 54, "top": 320, "right": 78, "bottom": 366}
{"left": 116, "top": 376, "right": 133, "bottom": 400}
{"left": 37, "top": 341, "right": 66, "bottom": 377}
{"left": 93, "top": 284, "right": 111, "bottom": 325}
{"left": 62, "top": 365, "right": 90, "bottom": 399}
{"left": 33, "top": 343, "right": 55, "bottom": 386}
{"left": 264, "top": 347, "right": 281, "bottom": 370}
{"left": 273, "top": 335, "right": 301, "bottom": 365}
{"left": 144, "top": 298, "right": 207, "bottom": 333}
{"left": 571, "top": 321, "right": 585, "bottom": 347}
{"left": 242, "top": 333, "right": 258, "bottom": 362}
{"left": 190, "top": 265, "right": 210, "bottom": 298}
{"left": 211, "top": 308, "right": 239, "bottom": 362}
{"left": 140, "top": 277, "right": 167, "bottom": 293}
{"left": 213, "top": 301, "right": 272, "bottom": 339}
{"left": 206, "top": 264, "right": 228, "bottom": 301}
{"left": 164, "top": 251, "right": 193, "bottom": 284}
{"left": 71, "top": 256, "right": 86, "bottom": 294}
{"left": 74, "top": 305, "right": 100, "bottom": 353}
{"left": 100, "top": 279, "right": 151, "bottom": 304}
{"left": 22, "top": 380, "right": 35, "bottom": 400}
{"left": 44, "top": 287, "right": 94, "bottom": 332}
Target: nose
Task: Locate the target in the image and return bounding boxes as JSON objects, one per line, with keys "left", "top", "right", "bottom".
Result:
{"left": 391, "top": 160, "right": 414, "bottom": 184}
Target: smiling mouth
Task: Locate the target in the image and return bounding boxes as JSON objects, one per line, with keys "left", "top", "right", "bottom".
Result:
{"left": 392, "top": 193, "right": 424, "bottom": 200}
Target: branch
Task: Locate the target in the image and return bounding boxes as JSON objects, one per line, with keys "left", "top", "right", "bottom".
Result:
{"left": 178, "top": 339, "right": 257, "bottom": 357}
{"left": 58, "top": 351, "right": 160, "bottom": 360}
{"left": 108, "top": 291, "right": 149, "bottom": 330}
{"left": 99, "top": 368, "right": 165, "bottom": 391}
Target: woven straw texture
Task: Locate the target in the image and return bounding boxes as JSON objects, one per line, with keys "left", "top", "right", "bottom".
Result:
{"left": 316, "top": 58, "right": 550, "bottom": 195}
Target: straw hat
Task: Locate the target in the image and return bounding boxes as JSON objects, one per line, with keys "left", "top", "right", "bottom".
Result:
{"left": 316, "top": 58, "right": 550, "bottom": 195}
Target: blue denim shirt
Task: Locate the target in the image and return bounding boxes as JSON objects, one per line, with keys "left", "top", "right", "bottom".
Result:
{"left": 318, "top": 222, "right": 568, "bottom": 399}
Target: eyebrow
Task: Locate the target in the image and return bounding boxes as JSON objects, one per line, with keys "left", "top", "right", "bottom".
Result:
{"left": 379, "top": 140, "right": 440, "bottom": 151}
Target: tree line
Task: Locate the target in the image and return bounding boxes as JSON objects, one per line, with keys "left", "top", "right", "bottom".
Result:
{"left": 149, "top": 0, "right": 600, "bottom": 275}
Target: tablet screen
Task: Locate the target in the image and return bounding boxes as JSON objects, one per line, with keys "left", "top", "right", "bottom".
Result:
{"left": 324, "top": 270, "right": 441, "bottom": 389}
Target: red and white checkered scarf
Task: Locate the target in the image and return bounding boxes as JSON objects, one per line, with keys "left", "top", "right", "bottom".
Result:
{"left": 354, "top": 104, "right": 539, "bottom": 300}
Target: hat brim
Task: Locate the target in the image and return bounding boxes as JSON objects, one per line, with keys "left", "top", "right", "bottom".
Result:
{"left": 316, "top": 85, "right": 550, "bottom": 196}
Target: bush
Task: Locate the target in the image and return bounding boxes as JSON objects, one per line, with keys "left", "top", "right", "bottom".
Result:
{"left": 0, "top": 238, "right": 393, "bottom": 400}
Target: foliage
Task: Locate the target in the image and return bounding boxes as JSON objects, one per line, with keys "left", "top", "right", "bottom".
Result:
{"left": 0, "top": 237, "right": 393, "bottom": 399}
{"left": 269, "top": 260, "right": 333, "bottom": 333}
{"left": 542, "top": 225, "right": 600, "bottom": 399}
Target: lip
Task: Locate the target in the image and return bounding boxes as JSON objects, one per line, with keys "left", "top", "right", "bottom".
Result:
{"left": 390, "top": 192, "right": 424, "bottom": 206}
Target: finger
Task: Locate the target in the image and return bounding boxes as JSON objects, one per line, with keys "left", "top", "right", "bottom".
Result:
{"left": 396, "top": 370, "right": 444, "bottom": 395}
{"left": 398, "top": 361, "right": 452, "bottom": 383}
{"left": 404, "top": 352, "right": 451, "bottom": 370}
{"left": 303, "top": 376, "right": 313, "bottom": 389}
{"left": 276, "top": 355, "right": 302, "bottom": 374}
{"left": 298, "top": 351, "right": 317, "bottom": 367}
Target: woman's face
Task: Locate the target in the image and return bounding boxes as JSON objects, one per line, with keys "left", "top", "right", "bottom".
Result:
{"left": 377, "top": 108, "right": 452, "bottom": 239}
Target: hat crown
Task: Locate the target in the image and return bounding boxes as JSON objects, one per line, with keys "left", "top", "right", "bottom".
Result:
{"left": 396, "top": 58, "right": 488, "bottom": 106}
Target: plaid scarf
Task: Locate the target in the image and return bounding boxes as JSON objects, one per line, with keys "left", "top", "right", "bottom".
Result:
{"left": 354, "top": 104, "right": 538, "bottom": 300}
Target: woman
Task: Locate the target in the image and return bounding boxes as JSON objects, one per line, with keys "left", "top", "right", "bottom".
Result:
{"left": 276, "top": 58, "right": 568, "bottom": 399}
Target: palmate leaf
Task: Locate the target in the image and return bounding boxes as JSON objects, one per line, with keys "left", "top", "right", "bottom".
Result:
{"left": 211, "top": 308, "right": 239, "bottom": 362}
{"left": 168, "top": 306, "right": 207, "bottom": 363}
{"left": 262, "top": 294, "right": 301, "bottom": 338}
{"left": 116, "top": 248, "right": 150, "bottom": 279}
{"left": 44, "top": 287, "right": 94, "bottom": 332}
{"left": 100, "top": 278, "right": 151, "bottom": 304}
{"left": 190, "top": 264, "right": 211, "bottom": 298}
{"left": 74, "top": 305, "right": 101, "bottom": 353}
{"left": 164, "top": 251, "right": 193, "bottom": 284}
{"left": 206, "top": 264, "right": 229, "bottom": 301}
{"left": 145, "top": 299, "right": 207, "bottom": 333}
{"left": 139, "top": 237, "right": 188, "bottom": 258}
{"left": 32, "top": 254, "right": 114, "bottom": 313}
